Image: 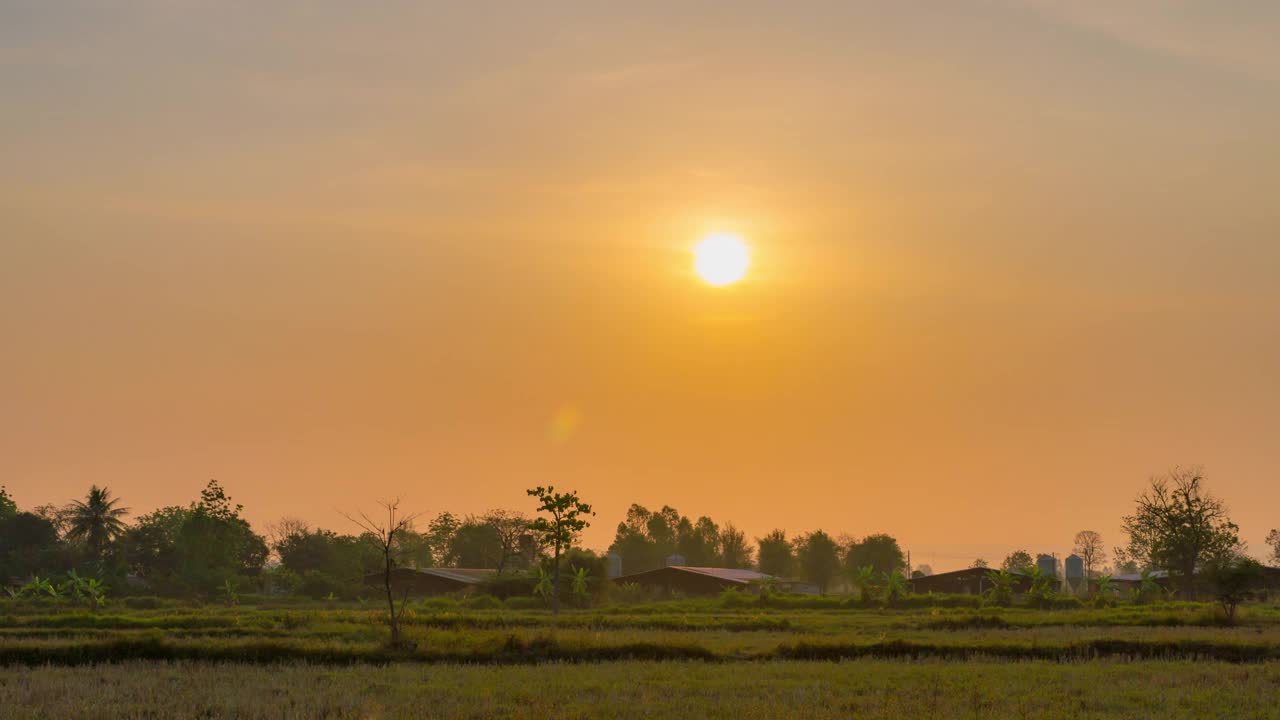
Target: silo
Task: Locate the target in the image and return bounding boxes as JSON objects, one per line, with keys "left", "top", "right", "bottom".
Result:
{"left": 1036, "top": 554, "right": 1056, "bottom": 577}
{"left": 665, "top": 553, "right": 687, "bottom": 567}
{"left": 606, "top": 552, "right": 623, "bottom": 579}
{"left": 1065, "top": 554, "right": 1085, "bottom": 592}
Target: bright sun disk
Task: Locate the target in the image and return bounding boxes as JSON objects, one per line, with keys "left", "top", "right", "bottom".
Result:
{"left": 693, "top": 232, "right": 750, "bottom": 286}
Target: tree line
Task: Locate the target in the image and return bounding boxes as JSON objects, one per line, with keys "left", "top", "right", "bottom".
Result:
{"left": 2, "top": 466, "right": 1278, "bottom": 603}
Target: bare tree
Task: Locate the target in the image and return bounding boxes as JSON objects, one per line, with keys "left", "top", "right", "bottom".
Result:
{"left": 1267, "top": 529, "right": 1280, "bottom": 566}
{"left": 265, "top": 516, "right": 310, "bottom": 559}
{"left": 1073, "top": 530, "right": 1107, "bottom": 579}
{"left": 482, "top": 509, "right": 533, "bottom": 573}
{"left": 342, "top": 499, "right": 419, "bottom": 647}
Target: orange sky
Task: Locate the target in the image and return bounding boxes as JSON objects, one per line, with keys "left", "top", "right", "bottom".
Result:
{"left": 3, "top": 2, "right": 1279, "bottom": 569}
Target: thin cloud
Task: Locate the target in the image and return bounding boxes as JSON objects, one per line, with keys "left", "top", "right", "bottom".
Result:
{"left": 1006, "top": 0, "right": 1280, "bottom": 82}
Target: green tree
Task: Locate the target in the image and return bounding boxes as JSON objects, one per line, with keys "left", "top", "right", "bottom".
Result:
{"left": 795, "top": 530, "right": 840, "bottom": 594}
{"left": 526, "top": 486, "right": 593, "bottom": 616}
{"left": 447, "top": 519, "right": 504, "bottom": 569}
{"left": 424, "top": 511, "right": 460, "bottom": 566}
{"left": 1121, "top": 468, "right": 1240, "bottom": 598}
{"left": 0, "top": 486, "right": 16, "bottom": 519}
{"left": 717, "top": 523, "right": 753, "bottom": 569}
{"left": 1203, "top": 555, "right": 1264, "bottom": 625}
{"left": 1001, "top": 550, "right": 1034, "bottom": 573}
{"left": 0, "top": 512, "right": 61, "bottom": 581}
{"left": 172, "top": 481, "right": 268, "bottom": 594}
{"left": 63, "top": 486, "right": 130, "bottom": 562}
{"left": 121, "top": 506, "right": 188, "bottom": 581}
{"left": 676, "top": 516, "right": 721, "bottom": 566}
{"left": 755, "top": 530, "right": 794, "bottom": 578}
{"left": 971, "top": 558, "right": 989, "bottom": 569}
{"left": 844, "top": 533, "right": 905, "bottom": 577}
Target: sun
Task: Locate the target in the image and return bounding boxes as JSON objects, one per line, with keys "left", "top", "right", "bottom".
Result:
{"left": 693, "top": 232, "right": 750, "bottom": 287}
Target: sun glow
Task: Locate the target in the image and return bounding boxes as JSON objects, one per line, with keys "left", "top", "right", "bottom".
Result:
{"left": 693, "top": 232, "right": 750, "bottom": 287}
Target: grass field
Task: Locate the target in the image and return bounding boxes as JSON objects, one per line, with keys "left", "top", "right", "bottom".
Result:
{"left": 3, "top": 597, "right": 1280, "bottom": 717}
{"left": 6, "top": 660, "right": 1280, "bottom": 719}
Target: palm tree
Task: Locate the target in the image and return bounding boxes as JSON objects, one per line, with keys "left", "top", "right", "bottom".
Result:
{"left": 64, "top": 486, "right": 129, "bottom": 559}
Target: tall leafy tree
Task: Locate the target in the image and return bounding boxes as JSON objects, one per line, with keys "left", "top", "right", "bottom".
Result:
{"left": 527, "top": 486, "right": 593, "bottom": 615}
{"left": 718, "top": 523, "right": 753, "bottom": 569}
{"left": 1121, "top": 468, "right": 1240, "bottom": 597}
{"left": 676, "top": 516, "right": 721, "bottom": 566}
{"left": 1001, "top": 550, "right": 1034, "bottom": 573}
{"left": 0, "top": 512, "right": 61, "bottom": 581}
{"left": 844, "top": 533, "right": 905, "bottom": 577}
{"left": 169, "top": 480, "right": 269, "bottom": 594}
{"left": 446, "top": 518, "right": 503, "bottom": 569}
{"left": 63, "top": 486, "right": 130, "bottom": 561}
{"left": 756, "top": 530, "right": 794, "bottom": 578}
{"left": 795, "top": 530, "right": 841, "bottom": 594}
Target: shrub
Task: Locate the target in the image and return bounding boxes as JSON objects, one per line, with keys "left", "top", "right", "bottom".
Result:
{"left": 503, "top": 596, "right": 544, "bottom": 610}
{"left": 462, "top": 594, "right": 503, "bottom": 610}
{"left": 478, "top": 574, "right": 538, "bottom": 600}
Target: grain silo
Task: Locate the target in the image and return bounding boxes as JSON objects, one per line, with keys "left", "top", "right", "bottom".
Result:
{"left": 1065, "top": 554, "right": 1085, "bottom": 592}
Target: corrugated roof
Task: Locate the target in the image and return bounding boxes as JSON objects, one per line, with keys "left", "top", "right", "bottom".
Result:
{"left": 616, "top": 566, "right": 773, "bottom": 584}
{"left": 419, "top": 568, "right": 497, "bottom": 583}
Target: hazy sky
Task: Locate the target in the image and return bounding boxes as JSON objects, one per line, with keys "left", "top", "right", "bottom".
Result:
{"left": 3, "top": 2, "right": 1278, "bottom": 569}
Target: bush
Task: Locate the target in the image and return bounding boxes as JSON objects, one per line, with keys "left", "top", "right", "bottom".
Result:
{"left": 503, "top": 596, "right": 545, "bottom": 610}
{"left": 717, "top": 588, "right": 756, "bottom": 609}
{"left": 462, "top": 594, "right": 503, "bottom": 610}
{"left": 478, "top": 574, "right": 537, "bottom": 600}
{"left": 123, "top": 596, "right": 163, "bottom": 610}
{"left": 298, "top": 571, "right": 346, "bottom": 600}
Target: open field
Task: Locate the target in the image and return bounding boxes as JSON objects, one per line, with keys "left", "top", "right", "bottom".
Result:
{"left": 3, "top": 597, "right": 1280, "bottom": 665}
{"left": 6, "top": 659, "right": 1280, "bottom": 719}
{"left": 5, "top": 598, "right": 1280, "bottom": 716}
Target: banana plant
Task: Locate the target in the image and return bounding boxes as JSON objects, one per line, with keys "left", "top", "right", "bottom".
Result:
{"left": 533, "top": 569, "right": 554, "bottom": 601}
{"left": 23, "top": 576, "right": 59, "bottom": 601}
{"left": 570, "top": 567, "right": 593, "bottom": 606}
{"left": 881, "top": 571, "right": 908, "bottom": 606}
{"left": 221, "top": 578, "right": 240, "bottom": 607}
{"left": 983, "top": 570, "right": 1015, "bottom": 606}
{"left": 853, "top": 566, "right": 878, "bottom": 604}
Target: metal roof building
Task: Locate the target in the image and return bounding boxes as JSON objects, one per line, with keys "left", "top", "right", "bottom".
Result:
{"left": 613, "top": 566, "right": 774, "bottom": 595}
{"left": 364, "top": 567, "right": 496, "bottom": 596}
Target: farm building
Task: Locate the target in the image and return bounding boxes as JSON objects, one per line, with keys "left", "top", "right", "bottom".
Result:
{"left": 364, "top": 567, "right": 496, "bottom": 596}
{"left": 908, "top": 567, "right": 1031, "bottom": 596}
{"left": 613, "top": 566, "right": 817, "bottom": 596}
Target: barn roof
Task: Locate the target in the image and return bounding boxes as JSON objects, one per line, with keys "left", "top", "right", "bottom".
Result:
{"left": 914, "top": 567, "right": 1029, "bottom": 581}
{"left": 616, "top": 566, "right": 775, "bottom": 584}
{"left": 419, "top": 568, "right": 497, "bottom": 584}
{"left": 366, "top": 567, "right": 497, "bottom": 584}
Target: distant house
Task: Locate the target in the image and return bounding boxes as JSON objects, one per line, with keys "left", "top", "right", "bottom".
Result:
{"left": 613, "top": 566, "right": 818, "bottom": 596}
{"left": 908, "top": 567, "right": 1032, "bottom": 596}
{"left": 364, "top": 567, "right": 496, "bottom": 596}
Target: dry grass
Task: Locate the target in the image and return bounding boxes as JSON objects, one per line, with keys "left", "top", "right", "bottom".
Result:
{"left": 4, "top": 660, "right": 1280, "bottom": 719}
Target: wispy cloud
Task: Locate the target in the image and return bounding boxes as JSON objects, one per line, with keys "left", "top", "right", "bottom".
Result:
{"left": 1006, "top": 0, "right": 1280, "bottom": 82}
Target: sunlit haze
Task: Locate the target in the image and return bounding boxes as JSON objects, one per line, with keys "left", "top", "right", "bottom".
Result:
{"left": 3, "top": 2, "right": 1279, "bottom": 570}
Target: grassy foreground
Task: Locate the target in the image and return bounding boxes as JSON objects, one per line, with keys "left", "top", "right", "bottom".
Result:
{"left": 4, "top": 660, "right": 1280, "bottom": 719}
